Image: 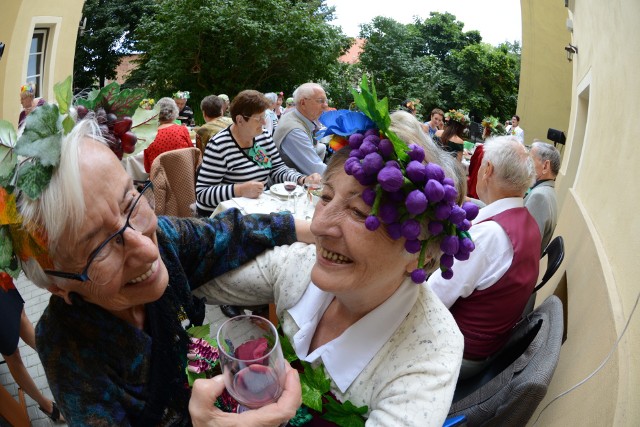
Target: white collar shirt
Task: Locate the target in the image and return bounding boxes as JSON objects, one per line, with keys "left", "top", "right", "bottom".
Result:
{"left": 288, "top": 280, "right": 418, "bottom": 393}
{"left": 429, "top": 197, "right": 524, "bottom": 308}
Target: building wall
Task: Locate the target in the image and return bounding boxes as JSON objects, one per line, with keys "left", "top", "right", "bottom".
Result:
{"left": 522, "top": 0, "right": 640, "bottom": 424}
{"left": 0, "top": 0, "right": 84, "bottom": 129}
{"left": 518, "top": 0, "right": 572, "bottom": 145}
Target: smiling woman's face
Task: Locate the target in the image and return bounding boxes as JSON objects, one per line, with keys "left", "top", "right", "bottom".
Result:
{"left": 309, "top": 168, "right": 416, "bottom": 300}
{"left": 50, "top": 139, "right": 169, "bottom": 313}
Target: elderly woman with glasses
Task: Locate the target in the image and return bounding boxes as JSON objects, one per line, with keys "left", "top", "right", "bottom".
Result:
{"left": 13, "top": 117, "right": 313, "bottom": 426}
{"left": 195, "top": 90, "right": 321, "bottom": 217}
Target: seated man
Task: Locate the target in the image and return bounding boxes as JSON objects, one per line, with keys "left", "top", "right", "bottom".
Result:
{"left": 174, "top": 90, "right": 194, "bottom": 126}
{"left": 525, "top": 141, "right": 560, "bottom": 252}
{"left": 428, "top": 136, "right": 540, "bottom": 379}
{"left": 273, "top": 82, "right": 328, "bottom": 175}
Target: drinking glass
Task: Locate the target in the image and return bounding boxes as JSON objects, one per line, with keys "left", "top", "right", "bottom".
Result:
{"left": 303, "top": 182, "right": 323, "bottom": 219}
{"left": 283, "top": 180, "right": 298, "bottom": 212}
{"left": 216, "top": 315, "right": 286, "bottom": 410}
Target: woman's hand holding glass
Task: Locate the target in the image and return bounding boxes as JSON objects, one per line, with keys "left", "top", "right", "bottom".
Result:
{"left": 216, "top": 315, "right": 287, "bottom": 410}
{"left": 189, "top": 366, "right": 301, "bottom": 427}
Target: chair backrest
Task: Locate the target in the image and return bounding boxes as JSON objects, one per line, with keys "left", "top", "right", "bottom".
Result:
{"left": 535, "top": 236, "right": 565, "bottom": 292}
{"left": 449, "top": 295, "right": 564, "bottom": 426}
{"left": 150, "top": 147, "right": 202, "bottom": 217}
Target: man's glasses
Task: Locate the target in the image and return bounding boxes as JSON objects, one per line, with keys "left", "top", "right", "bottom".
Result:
{"left": 44, "top": 181, "right": 156, "bottom": 286}
{"left": 306, "top": 98, "right": 328, "bottom": 105}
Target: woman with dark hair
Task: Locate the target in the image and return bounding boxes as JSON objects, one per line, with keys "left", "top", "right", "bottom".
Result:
{"left": 195, "top": 90, "right": 321, "bottom": 216}
{"left": 435, "top": 109, "right": 470, "bottom": 162}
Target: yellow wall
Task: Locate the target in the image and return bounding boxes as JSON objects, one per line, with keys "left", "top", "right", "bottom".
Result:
{"left": 522, "top": 0, "right": 640, "bottom": 424}
{"left": 518, "top": 0, "right": 572, "bottom": 145}
{"left": 0, "top": 0, "right": 84, "bottom": 128}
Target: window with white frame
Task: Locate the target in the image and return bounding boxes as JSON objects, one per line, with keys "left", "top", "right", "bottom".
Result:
{"left": 27, "top": 28, "right": 49, "bottom": 97}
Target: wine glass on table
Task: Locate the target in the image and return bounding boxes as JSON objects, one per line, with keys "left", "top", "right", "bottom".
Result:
{"left": 283, "top": 180, "right": 298, "bottom": 212}
{"left": 303, "top": 182, "right": 323, "bottom": 219}
{"left": 217, "top": 315, "right": 286, "bottom": 412}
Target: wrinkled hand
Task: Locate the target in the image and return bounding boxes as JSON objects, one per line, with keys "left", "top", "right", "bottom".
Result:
{"left": 304, "top": 174, "right": 322, "bottom": 185}
{"left": 235, "top": 181, "right": 264, "bottom": 199}
{"left": 189, "top": 364, "right": 301, "bottom": 427}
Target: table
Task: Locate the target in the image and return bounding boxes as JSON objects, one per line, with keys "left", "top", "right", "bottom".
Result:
{"left": 121, "top": 152, "right": 148, "bottom": 182}
{"left": 211, "top": 189, "right": 315, "bottom": 220}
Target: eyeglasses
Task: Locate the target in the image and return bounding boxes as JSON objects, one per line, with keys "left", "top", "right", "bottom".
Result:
{"left": 306, "top": 98, "right": 328, "bottom": 105}
{"left": 44, "top": 181, "right": 156, "bottom": 286}
{"left": 242, "top": 114, "right": 267, "bottom": 123}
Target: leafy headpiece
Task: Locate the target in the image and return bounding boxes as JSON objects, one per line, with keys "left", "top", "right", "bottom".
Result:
{"left": 444, "top": 109, "right": 470, "bottom": 126}
{"left": 0, "top": 77, "right": 147, "bottom": 289}
{"left": 173, "top": 90, "right": 190, "bottom": 100}
{"left": 319, "top": 77, "right": 478, "bottom": 283}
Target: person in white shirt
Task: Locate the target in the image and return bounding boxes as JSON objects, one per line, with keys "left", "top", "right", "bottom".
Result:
{"left": 505, "top": 114, "right": 525, "bottom": 144}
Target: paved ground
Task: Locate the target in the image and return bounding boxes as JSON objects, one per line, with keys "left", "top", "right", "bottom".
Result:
{"left": 0, "top": 273, "right": 228, "bottom": 426}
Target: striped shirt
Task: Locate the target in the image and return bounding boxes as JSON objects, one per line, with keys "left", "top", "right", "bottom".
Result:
{"left": 196, "top": 127, "right": 304, "bottom": 213}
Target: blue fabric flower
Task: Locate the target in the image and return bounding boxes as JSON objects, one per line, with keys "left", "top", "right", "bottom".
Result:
{"left": 317, "top": 110, "right": 376, "bottom": 139}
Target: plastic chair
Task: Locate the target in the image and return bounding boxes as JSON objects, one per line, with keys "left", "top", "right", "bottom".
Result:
{"left": 448, "top": 295, "right": 564, "bottom": 426}
{"left": 150, "top": 147, "right": 202, "bottom": 217}
{"left": 522, "top": 236, "right": 565, "bottom": 316}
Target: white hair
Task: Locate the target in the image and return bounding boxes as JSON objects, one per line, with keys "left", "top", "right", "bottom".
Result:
{"left": 292, "top": 83, "right": 324, "bottom": 104}
{"left": 482, "top": 136, "right": 535, "bottom": 195}
{"left": 531, "top": 141, "right": 561, "bottom": 176}
{"left": 264, "top": 92, "right": 277, "bottom": 103}
{"left": 18, "top": 119, "right": 105, "bottom": 287}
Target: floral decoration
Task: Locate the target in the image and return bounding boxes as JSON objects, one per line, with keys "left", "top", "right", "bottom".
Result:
{"left": 20, "top": 83, "right": 36, "bottom": 95}
{"left": 139, "top": 98, "right": 155, "bottom": 109}
{"left": 342, "top": 76, "right": 479, "bottom": 282}
{"left": 481, "top": 116, "right": 507, "bottom": 137}
{"left": 444, "top": 109, "right": 470, "bottom": 126}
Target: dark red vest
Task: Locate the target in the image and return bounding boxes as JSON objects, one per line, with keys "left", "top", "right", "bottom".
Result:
{"left": 450, "top": 207, "right": 541, "bottom": 359}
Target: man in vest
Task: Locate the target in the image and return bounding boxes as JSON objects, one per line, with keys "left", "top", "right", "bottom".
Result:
{"left": 273, "top": 82, "right": 328, "bottom": 175}
{"left": 428, "top": 136, "right": 540, "bottom": 379}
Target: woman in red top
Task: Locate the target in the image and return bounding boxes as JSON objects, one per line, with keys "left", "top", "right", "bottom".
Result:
{"left": 144, "top": 97, "right": 193, "bottom": 172}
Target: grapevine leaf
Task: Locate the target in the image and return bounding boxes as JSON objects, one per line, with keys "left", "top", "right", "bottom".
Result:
{"left": 15, "top": 104, "right": 63, "bottom": 167}
{"left": 8, "top": 222, "right": 51, "bottom": 268}
{"left": 301, "top": 381, "right": 324, "bottom": 412}
{"left": 15, "top": 162, "right": 54, "bottom": 200}
{"left": 110, "top": 88, "right": 148, "bottom": 118}
{"left": 0, "top": 148, "right": 17, "bottom": 189}
{"left": 0, "top": 120, "right": 17, "bottom": 148}
{"left": 62, "top": 115, "right": 75, "bottom": 134}
{"left": 0, "top": 226, "right": 13, "bottom": 268}
{"left": 186, "top": 369, "right": 206, "bottom": 387}
{"left": 94, "top": 82, "right": 120, "bottom": 112}
{"left": 0, "top": 187, "right": 20, "bottom": 226}
{"left": 322, "top": 396, "right": 368, "bottom": 427}
{"left": 300, "top": 361, "right": 330, "bottom": 393}
{"left": 54, "top": 76, "right": 73, "bottom": 115}
{"left": 278, "top": 329, "right": 299, "bottom": 363}
{"left": 186, "top": 324, "right": 211, "bottom": 340}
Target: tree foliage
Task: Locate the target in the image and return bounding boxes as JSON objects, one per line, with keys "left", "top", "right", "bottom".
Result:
{"left": 73, "top": 0, "right": 153, "bottom": 89}
{"left": 129, "top": 0, "right": 350, "bottom": 113}
{"left": 356, "top": 12, "right": 521, "bottom": 121}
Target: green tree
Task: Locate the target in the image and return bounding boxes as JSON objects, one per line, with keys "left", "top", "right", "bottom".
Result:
{"left": 129, "top": 0, "right": 350, "bottom": 114}
{"left": 73, "top": 0, "right": 153, "bottom": 89}
{"left": 357, "top": 12, "right": 520, "bottom": 121}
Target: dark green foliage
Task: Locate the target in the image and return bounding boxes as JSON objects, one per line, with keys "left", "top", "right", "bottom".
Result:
{"left": 129, "top": 0, "right": 351, "bottom": 111}
{"left": 356, "top": 12, "right": 521, "bottom": 121}
{"left": 73, "top": 0, "right": 154, "bottom": 89}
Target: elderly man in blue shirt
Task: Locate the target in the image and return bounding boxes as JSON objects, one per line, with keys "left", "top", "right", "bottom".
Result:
{"left": 273, "top": 82, "right": 329, "bottom": 175}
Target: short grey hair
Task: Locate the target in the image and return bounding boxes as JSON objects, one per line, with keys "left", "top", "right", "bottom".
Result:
{"left": 482, "top": 136, "right": 535, "bottom": 195}
{"left": 264, "top": 92, "right": 277, "bottom": 104}
{"left": 18, "top": 119, "right": 105, "bottom": 288}
{"left": 292, "top": 82, "right": 324, "bottom": 104}
{"left": 531, "top": 141, "right": 561, "bottom": 176}
{"left": 157, "top": 97, "right": 179, "bottom": 122}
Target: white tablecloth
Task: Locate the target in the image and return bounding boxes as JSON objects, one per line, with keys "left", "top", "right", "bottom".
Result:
{"left": 121, "top": 152, "right": 148, "bottom": 182}
{"left": 211, "top": 190, "right": 315, "bottom": 220}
